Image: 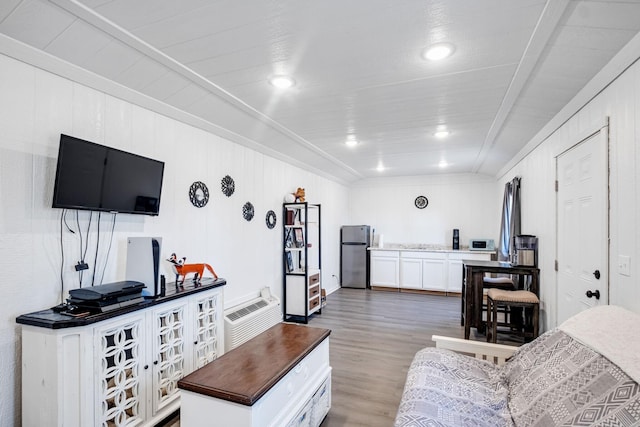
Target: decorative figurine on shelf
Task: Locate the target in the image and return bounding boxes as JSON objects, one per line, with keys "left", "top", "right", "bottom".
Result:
{"left": 294, "top": 187, "right": 306, "bottom": 202}
{"left": 283, "top": 187, "right": 306, "bottom": 203}
{"left": 167, "top": 253, "right": 218, "bottom": 286}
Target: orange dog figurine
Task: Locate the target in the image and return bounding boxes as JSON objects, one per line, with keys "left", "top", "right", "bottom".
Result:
{"left": 167, "top": 253, "right": 218, "bottom": 285}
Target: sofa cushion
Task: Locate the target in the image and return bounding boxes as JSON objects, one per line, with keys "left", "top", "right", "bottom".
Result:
{"left": 504, "top": 329, "right": 640, "bottom": 426}
{"left": 394, "top": 347, "right": 514, "bottom": 427}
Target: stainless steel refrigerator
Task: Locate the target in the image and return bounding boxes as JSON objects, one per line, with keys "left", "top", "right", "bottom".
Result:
{"left": 340, "top": 225, "right": 371, "bottom": 289}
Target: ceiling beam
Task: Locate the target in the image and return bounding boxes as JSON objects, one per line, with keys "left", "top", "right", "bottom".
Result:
{"left": 497, "top": 29, "right": 640, "bottom": 179}
{"left": 472, "top": 0, "right": 571, "bottom": 173}
{"left": 46, "top": 0, "right": 363, "bottom": 180}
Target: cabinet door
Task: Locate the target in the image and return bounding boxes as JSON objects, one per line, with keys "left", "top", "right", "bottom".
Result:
{"left": 370, "top": 256, "right": 399, "bottom": 288}
{"left": 191, "top": 290, "right": 223, "bottom": 369}
{"left": 150, "top": 300, "right": 188, "bottom": 416}
{"left": 447, "top": 259, "right": 464, "bottom": 293}
{"left": 400, "top": 258, "right": 422, "bottom": 289}
{"left": 422, "top": 259, "right": 447, "bottom": 291}
{"left": 94, "top": 313, "right": 147, "bottom": 427}
{"left": 286, "top": 275, "right": 307, "bottom": 315}
{"left": 447, "top": 253, "right": 492, "bottom": 292}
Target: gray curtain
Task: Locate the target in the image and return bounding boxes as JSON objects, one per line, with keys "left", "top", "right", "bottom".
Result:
{"left": 498, "top": 177, "right": 521, "bottom": 261}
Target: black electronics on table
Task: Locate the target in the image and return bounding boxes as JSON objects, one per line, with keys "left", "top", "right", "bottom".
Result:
{"left": 52, "top": 134, "right": 165, "bottom": 216}
{"left": 68, "top": 280, "right": 146, "bottom": 312}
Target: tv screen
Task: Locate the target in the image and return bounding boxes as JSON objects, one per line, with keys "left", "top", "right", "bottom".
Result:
{"left": 52, "top": 134, "right": 164, "bottom": 216}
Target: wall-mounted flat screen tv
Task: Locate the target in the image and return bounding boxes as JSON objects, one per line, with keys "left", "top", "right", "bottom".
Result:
{"left": 52, "top": 134, "right": 165, "bottom": 216}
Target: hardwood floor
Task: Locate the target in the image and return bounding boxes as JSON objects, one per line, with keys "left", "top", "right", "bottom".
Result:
{"left": 167, "top": 288, "right": 515, "bottom": 427}
{"left": 311, "top": 288, "right": 469, "bottom": 427}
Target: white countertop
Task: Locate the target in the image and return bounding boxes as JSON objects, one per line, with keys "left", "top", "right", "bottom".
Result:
{"left": 368, "top": 244, "right": 494, "bottom": 255}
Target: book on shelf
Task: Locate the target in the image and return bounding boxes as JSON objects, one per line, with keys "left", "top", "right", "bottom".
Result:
{"left": 294, "top": 227, "right": 304, "bottom": 248}
{"left": 285, "top": 209, "right": 295, "bottom": 225}
{"left": 285, "top": 230, "right": 294, "bottom": 248}
{"left": 286, "top": 252, "right": 294, "bottom": 272}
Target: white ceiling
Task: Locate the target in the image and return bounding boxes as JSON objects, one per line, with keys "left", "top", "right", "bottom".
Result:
{"left": 1, "top": 0, "right": 640, "bottom": 183}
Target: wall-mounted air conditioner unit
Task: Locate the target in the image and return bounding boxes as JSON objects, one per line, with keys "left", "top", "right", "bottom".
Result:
{"left": 224, "top": 294, "right": 281, "bottom": 351}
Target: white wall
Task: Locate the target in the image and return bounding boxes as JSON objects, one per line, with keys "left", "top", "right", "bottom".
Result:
{"left": 498, "top": 58, "right": 640, "bottom": 330}
{"left": 349, "top": 174, "right": 500, "bottom": 247}
{"left": 0, "top": 52, "right": 348, "bottom": 426}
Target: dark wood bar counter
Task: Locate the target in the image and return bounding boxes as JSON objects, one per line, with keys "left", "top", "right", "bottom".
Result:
{"left": 462, "top": 260, "right": 540, "bottom": 339}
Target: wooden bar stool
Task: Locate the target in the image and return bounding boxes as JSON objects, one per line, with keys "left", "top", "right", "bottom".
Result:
{"left": 479, "top": 276, "right": 515, "bottom": 332}
{"left": 486, "top": 288, "right": 539, "bottom": 343}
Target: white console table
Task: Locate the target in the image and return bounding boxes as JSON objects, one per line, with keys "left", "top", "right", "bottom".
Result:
{"left": 178, "top": 323, "right": 331, "bottom": 427}
{"left": 17, "top": 278, "right": 225, "bottom": 427}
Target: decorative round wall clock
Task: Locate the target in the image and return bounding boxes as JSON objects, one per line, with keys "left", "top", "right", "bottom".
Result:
{"left": 221, "top": 175, "right": 235, "bottom": 197}
{"left": 414, "top": 195, "right": 429, "bottom": 209}
{"left": 242, "top": 202, "right": 255, "bottom": 221}
{"left": 189, "top": 181, "right": 209, "bottom": 208}
{"left": 266, "top": 210, "right": 277, "bottom": 229}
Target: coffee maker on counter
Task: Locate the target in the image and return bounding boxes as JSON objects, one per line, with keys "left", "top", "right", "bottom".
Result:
{"left": 513, "top": 235, "right": 538, "bottom": 266}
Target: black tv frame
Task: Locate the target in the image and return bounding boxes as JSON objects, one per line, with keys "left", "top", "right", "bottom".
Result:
{"left": 52, "top": 134, "right": 165, "bottom": 216}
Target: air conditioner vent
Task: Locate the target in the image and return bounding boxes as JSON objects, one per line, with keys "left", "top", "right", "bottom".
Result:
{"left": 226, "top": 299, "right": 268, "bottom": 322}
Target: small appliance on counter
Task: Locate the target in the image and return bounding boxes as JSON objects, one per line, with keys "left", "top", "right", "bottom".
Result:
{"left": 469, "top": 238, "right": 495, "bottom": 251}
{"left": 452, "top": 229, "right": 460, "bottom": 250}
{"left": 513, "top": 235, "right": 538, "bottom": 266}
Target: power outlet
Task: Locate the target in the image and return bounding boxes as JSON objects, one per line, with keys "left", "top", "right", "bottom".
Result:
{"left": 618, "top": 255, "right": 631, "bottom": 277}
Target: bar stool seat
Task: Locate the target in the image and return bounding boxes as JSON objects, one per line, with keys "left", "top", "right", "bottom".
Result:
{"left": 486, "top": 288, "right": 539, "bottom": 343}
{"left": 482, "top": 276, "right": 516, "bottom": 288}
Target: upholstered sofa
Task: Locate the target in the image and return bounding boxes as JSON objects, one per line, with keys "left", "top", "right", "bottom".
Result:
{"left": 395, "top": 305, "right": 640, "bottom": 426}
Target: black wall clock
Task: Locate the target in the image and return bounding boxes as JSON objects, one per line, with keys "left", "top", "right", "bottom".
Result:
{"left": 189, "top": 181, "right": 209, "bottom": 208}
{"left": 266, "top": 210, "right": 277, "bottom": 229}
{"left": 415, "top": 195, "right": 428, "bottom": 209}
{"left": 243, "top": 202, "right": 255, "bottom": 221}
{"left": 221, "top": 175, "right": 235, "bottom": 197}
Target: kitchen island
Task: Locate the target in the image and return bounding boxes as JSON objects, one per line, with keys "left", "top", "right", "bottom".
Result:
{"left": 369, "top": 245, "right": 493, "bottom": 293}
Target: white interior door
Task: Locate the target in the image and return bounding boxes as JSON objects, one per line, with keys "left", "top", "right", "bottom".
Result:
{"left": 556, "top": 127, "right": 608, "bottom": 325}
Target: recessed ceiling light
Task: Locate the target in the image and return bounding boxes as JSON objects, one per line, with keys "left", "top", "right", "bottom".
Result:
{"left": 376, "top": 163, "right": 385, "bottom": 172}
{"left": 269, "top": 75, "right": 295, "bottom": 89}
{"left": 439, "top": 160, "right": 448, "bottom": 168}
{"left": 345, "top": 136, "right": 359, "bottom": 147}
{"left": 434, "top": 130, "right": 450, "bottom": 138}
{"left": 423, "top": 43, "right": 455, "bottom": 61}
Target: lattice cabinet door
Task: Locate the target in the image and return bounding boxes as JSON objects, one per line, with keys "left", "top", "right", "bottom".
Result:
{"left": 150, "top": 300, "right": 188, "bottom": 416}
{"left": 94, "top": 313, "right": 147, "bottom": 427}
{"left": 191, "top": 291, "right": 222, "bottom": 369}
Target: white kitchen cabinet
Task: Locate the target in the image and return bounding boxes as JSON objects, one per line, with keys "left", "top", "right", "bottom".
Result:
{"left": 398, "top": 251, "right": 447, "bottom": 292}
{"left": 19, "top": 283, "right": 225, "bottom": 427}
{"left": 447, "top": 252, "right": 493, "bottom": 292}
{"left": 370, "top": 250, "right": 399, "bottom": 288}
{"left": 373, "top": 249, "right": 492, "bottom": 292}
{"left": 400, "top": 257, "right": 422, "bottom": 289}
{"left": 422, "top": 256, "right": 447, "bottom": 291}
{"left": 448, "top": 259, "right": 465, "bottom": 293}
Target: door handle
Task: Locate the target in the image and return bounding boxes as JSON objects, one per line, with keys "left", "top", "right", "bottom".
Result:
{"left": 586, "top": 289, "right": 600, "bottom": 300}
{"left": 593, "top": 270, "right": 600, "bottom": 280}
